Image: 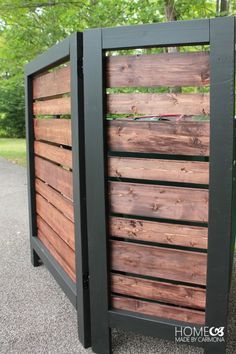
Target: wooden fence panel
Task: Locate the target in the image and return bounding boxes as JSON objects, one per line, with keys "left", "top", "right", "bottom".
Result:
{"left": 34, "top": 119, "right": 72, "bottom": 146}
{"left": 34, "top": 141, "right": 72, "bottom": 169}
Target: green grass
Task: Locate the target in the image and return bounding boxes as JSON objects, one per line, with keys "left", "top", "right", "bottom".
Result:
{"left": 0, "top": 138, "right": 26, "bottom": 167}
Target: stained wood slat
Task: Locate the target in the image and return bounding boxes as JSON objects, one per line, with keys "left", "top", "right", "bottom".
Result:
{"left": 33, "top": 97, "right": 71, "bottom": 115}
{"left": 38, "top": 230, "right": 75, "bottom": 282}
{"left": 37, "top": 216, "right": 75, "bottom": 273}
{"left": 33, "top": 66, "right": 70, "bottom": 99}
{"left": 110, "top": 240, "right": 207, "bottom": 285}
{"left": 109, "top": 182, "right": 208, "bottom": 223}
{"left": 108, "top": 120, "right": 209, "bottom": 156}
{"left": 106, "top": 51, "right": 209, "bottom": 88}
{"left": 35, "top": 156, "right": 73, "bottom": 199}
{"left": 34, "top": 141, "right": 72, "bottom": 169}
{"left": 36, "top": 193, "right": 75, "bottom": 250}
{"left": 35, "top": 178, "right": 74, "bottom": 221}
{"left": 34, "top": 119, "right": 72, "bottom": 146}
{"left": 112, "top": 296, "right": 205, "bottom": 325}
{"left": 107, "top": 93, "right": 210, "bottom": 116}
{"left": 109, "top": 217, "right": 208, "bottom": 249}
{"left": 108, "top": 156, "right": 209, "bottom": 185}
{"left": 111, "top": 274, "right": 206, "bottom": 309}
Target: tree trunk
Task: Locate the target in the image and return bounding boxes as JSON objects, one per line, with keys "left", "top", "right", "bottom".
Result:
{"left": 217, "top": 0, "right": 230, "bottom": 15}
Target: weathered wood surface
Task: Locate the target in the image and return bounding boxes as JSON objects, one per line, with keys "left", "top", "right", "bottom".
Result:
{"left": 33, "top": 97, "right": 71, "bottom": 115}
{"left": 106, "top": 52, "right": 209, "bottom": 88}
{"left": 35, "top": 157, "right": 73, "bottom": 199}
{"left": 108, "top": 156, "right": 209, "bottom": 184}
{"left": 112, "top": 296, "right": 205, "bottom": 325}
{"left": 36, "top": 193, "right": 75, "bottom": 250}
{"left": 33, "top": 65, "right": 70, "bottom": 99}
{"left": 107, "top": 93, "right": 210, "bottom": 116}
{"left": 34, "top": 119, "right": 72, "bottom": 146}
{"left": 109, "top": 216, "right": 208, "bottom": 249}
{"left": 110, "top": 240, "right": 207, "bottom": 285}
{"left": 107, "top": 120, "right": 209, "bottom": 156}
{"left": 35, "top": 178, "right": 74, "bottom": 221}
{"left": 111, "top": 274, "right": 206, "bottom": 309}
{"left": 38, "top": 229, "right": 76, "bottom": 282}
{"left": 109, "top": 182, "right": 208, "bottom": 223}
{"left": 34, "top": 141, "right": 72, "bottom": 169}
{"left": 37, "top": 216, "right": 75, "bottom": 274}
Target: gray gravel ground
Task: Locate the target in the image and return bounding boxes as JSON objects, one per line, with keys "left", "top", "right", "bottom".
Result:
{"left": 0, "top": 157, "right": 235, "bottom": 354}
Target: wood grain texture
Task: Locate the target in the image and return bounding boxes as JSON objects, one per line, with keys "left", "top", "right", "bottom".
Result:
{"left": 111, "top": 274, "right": 206, "bottom": 310}
{"left": 33, "top": 65, "right": 70, "bottom": 99}
{"left": 109, "top": 182, "right": 208, "bottom": 223}
{"left": 108, "top": 120, "right": 209, "bottom": 156}
{"left": 107, "top": 93, "right": 210, "bottom": 116}
{"left": 38, "top": 229, "right": 75, "bottom": 282}
{"left": 106, "top": 51, "right": 209, "bottom": 88}
{"left": 36, "top": 194, "right": 75, "bottom": 250}
{"left": 109, "top": 216, "right": 208, "bottom": 249}
{"left": 110, "top": 240, "right": 207, "bottom": 285}
{"left": 35, "top": 156, "right": 73, "bottom": 199}
{"left": 34, "top": 141, "right": 72, "bottom": 169}
{"left": 37, "top": 215, "right": 75, "bottom": 274}
{"left": 108, "top": 156, "right": 209, "bottom": 184}
{"left": 33, "top": 97, "right": 71, "bottom": 115}
{"left": 34, "top": 119, "right": 72, "bottom": 146}
{"left": 35, "top": 178, "right": 74, "bottom": 221}
{"left": 112, "top": 296, "right": 205, "bottom": 325}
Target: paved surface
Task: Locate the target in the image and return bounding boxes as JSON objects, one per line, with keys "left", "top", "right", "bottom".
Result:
{"left": 0, "top": 157, "right": 235, "bottom": 354}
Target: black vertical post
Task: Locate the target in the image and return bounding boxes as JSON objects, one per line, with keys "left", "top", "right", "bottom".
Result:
{"left": 84, "top": 28, "right": 111, "bottom": 354}
{"left": 205, "top": 16, "right": 235, "bottom": 354}
{"left": 25, "top": 74, "right": 40, "bottom": 267}
{"left": 70, "top": 32, "right": 91, "bottom": 348}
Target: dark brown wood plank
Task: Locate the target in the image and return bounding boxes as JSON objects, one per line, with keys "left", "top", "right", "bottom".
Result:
{"left": 36, "top": 193, "right": 75, "bottom": 250}
{"left": 109, "top": 216, "right": 208, "bottom": 249}
{"left": 37, "top": 215, "right": 75, "bottom": 273}
{"left": 106, "top": 51, "right": 209, "bottom": 88}
{"left": 35, "top": 178, "right": 74, "bottom": 221}
{"left": 107, "top": 93, "right": 210, "bottom": 116}
{"left": 108, "top": 120, "right": 209, "bottom": 156}
{"left": 34, "top": 141, "right": 72, "bottom": 169}
{"left": 33, "top": 97, "right": 71, "bottom": 115}
{"left": 111, "top": 274, "right": 206, "bottom": 309}
{"left": 35, "top": 156, "right": 73, "bottom": 199}
{"left": 38, "top": 229, "right": 75, "bottom": 282}
{"left": 112, "top": 296, "right": 205, "bottom": 325}
{"left": 108, "top": 156, "right": 209, "bottom": 184}
{"left": 110, "top": 240, "right": 207, "bottom": 285}
{"left": 33, "top": 65, "right": 70, "bottom": 99}
{"left": 109, "top": 182, "right": 208, "bottom": 223}
{"left": 34, "top": 119, "right": 72, "bottom": 146}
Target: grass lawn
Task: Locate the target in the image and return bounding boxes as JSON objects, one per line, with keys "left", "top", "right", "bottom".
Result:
{"left": 0, "top": 138, "right": 26, "bottom": 167}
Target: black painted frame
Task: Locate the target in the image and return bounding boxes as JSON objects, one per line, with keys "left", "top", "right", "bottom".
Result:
{"left": 84, "top": 17, "right": 235, "bottom": 354}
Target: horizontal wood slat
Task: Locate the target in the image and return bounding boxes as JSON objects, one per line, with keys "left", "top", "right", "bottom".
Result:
{"left": 36, "top": 194, "right": 75, "bottom": 250}
{"left": 38, "top": 229, "right": 75, "bottom": 282}
{"left": 37, "top": 216, "right": 75, "bottom": 274}
{"left": 34, "top": 119, "right": 72, "bottom": 146}
{"left": 35, "top": 178, "right": 74, "bottom": 221}
{"left": 33, "top": 65, "right": 70, "bottom": 99}
{"left": 107, "top": 93, "right": 210, "bottom": 116}
{"left": 111, "top": 274, "right": 206, "bottom": 309}
{"left": 109, "top": 216, "right": 208, "bottom": 249}
{"left": 108, "top": 156, "right": 209, "bottom": 184}
{"left": 34, "top": 141, "right": 72, "bottom": 169}
{"left": 108, "top": 120, "right": 209, "bottom": 156}
{"left": 110, "top": 240, "right": 207, "bottom": 285}
{"left": 33, "top": 97, "right": 71, "bottom": 115}
{"left": 35, "top": 156, "right": 73, "bottom": 199}
{"left": 109, "top": 182, "right": 208, "bottom": 223}
{"left": 112, "top": 296, "right": 205, "bottom": 325}
{"left": 106, "top": 51, "right": 209, "bottom": 88}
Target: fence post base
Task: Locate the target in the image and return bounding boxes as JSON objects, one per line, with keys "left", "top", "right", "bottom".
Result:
{"left": 31, "top": 248, "right": 41, "bottom": 267}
